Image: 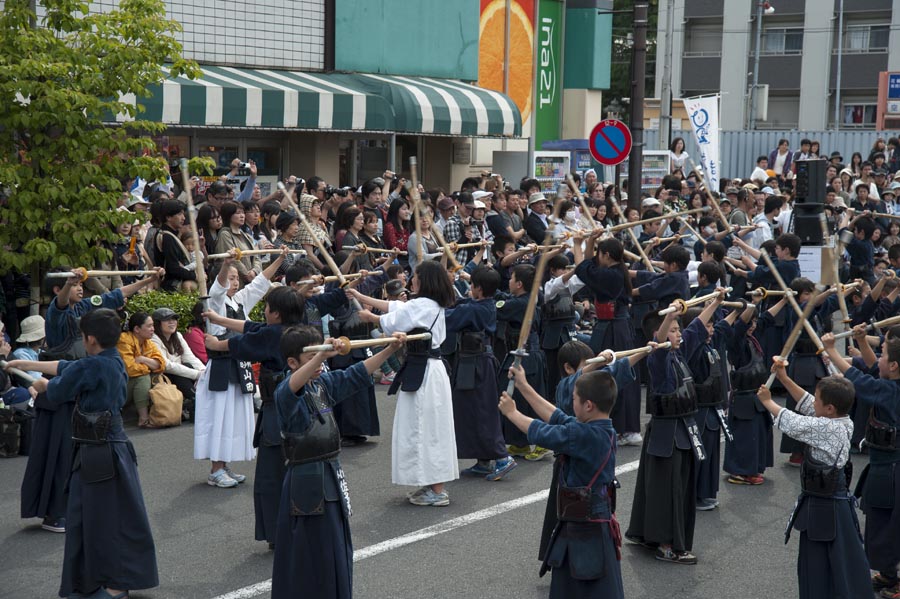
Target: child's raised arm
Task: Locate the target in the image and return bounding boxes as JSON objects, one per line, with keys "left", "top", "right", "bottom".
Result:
{"left": 507, "top": 363, "right": 556, "bottom": 423}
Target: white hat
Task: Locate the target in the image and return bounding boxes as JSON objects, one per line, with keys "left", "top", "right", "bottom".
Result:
{"left": 528, "top": 192, "right": 548, "bottom": 206}
{"left": 641, "top": 198, "right": 661, "bottom": 209}
{"left": 472, "top": 190, "right": 493, "bottom": 201}
{"left": 16, "top": 315, "right": 45, "bottom": 343}
{"left": 761, "top": 186, "right": 775, "bottom": 195}
{"left": 473, "top": 200, "right": 486, "bottom": 209}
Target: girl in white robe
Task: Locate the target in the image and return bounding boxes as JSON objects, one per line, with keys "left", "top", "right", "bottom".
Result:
{"left": 358, "top": 261, "right": 459, "bottom": 506}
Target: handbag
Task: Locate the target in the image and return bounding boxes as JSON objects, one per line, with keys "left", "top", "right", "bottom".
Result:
{"left": 148, "top": 374, "right": 184, "bottom": 427}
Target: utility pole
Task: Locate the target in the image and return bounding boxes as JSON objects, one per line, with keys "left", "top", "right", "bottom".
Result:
{"left": 834, "top": 0, "right": 844, "bottom": 130}
{"left": 627, "top": 1, "right": 649, "bottom": 211}
{"left": 749, "top": 1, "right": 764, "bottom": 129}
{"left": 658, "top": 0, "right": 675, "bottom": 151}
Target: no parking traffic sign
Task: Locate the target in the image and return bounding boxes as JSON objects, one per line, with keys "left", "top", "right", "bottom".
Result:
{"left": 588, "top": 119, "right": 632, "bottom": 166}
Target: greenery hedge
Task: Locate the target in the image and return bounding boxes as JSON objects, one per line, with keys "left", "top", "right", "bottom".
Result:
{"left": 123, "top": 290, "right": 265, "bottom": 332}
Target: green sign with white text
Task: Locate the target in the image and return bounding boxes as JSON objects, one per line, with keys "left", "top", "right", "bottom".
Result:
{"left": 534, "top": 0, "right": 564, "bottom": 148}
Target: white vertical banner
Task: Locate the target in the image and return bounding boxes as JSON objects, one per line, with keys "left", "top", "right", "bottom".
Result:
{"left": 682, "top": 95, "right": 721, "bottom": 192}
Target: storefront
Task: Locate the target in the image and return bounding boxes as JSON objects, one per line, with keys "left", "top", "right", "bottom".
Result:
{"left": 122, "top": 65, "right": 522, "bottom": 190}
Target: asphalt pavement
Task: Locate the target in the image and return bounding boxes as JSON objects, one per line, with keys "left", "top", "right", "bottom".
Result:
{"left": 0, "top": 387, "right": 872, "bottom": 599}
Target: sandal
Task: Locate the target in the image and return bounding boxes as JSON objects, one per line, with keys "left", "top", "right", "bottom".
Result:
{"left": 138, "top": 419, "right": 158, "bottom": 429}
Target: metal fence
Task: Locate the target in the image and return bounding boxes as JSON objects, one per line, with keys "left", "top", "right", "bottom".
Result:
{"left": 643, "top": 129, "right": 900, "bottom": 183}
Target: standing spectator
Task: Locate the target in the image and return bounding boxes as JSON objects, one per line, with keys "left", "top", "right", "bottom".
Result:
{"left": 384, "top": 198, "right": 411, "bottom": 269}
{"left": 669, "top": 137, "right": 689, "bottom": 173}
{"left": 869, "top": 137, "right": 888, "bottom": 163}
{"left": 197, "top": 204, "right": 223, "bottom": 257}
{"left": 769, "top": 139, "right": 793, "bottom": 183}
{"left": 216, "top": 202, "right": 262, "bottom": 285}
{"left": 183, "top": 302, "right": 208, "bottom": 365}
{"left": 886, "top": 137, "right": 900, "bottom": 175}
{"left": 338, "top": 208, "right": 374, "bottom": 271}
{"left": 258, "top": 201, "right": 281, "bottom": 246}
{"left": 849, "top": 152, "right": 863, "bottom": 177}
{"left": 791, "top": 138, "right": 813, "bottom": 169}
{"left": 295, "top": 194, "right": 332, "bottom": 271}
{"left": 118, "top": 312, "right": 166, "bottom": 428}
{"left": 153, "top": 200, "right": 197, "bottom": 292}
{"left": 360, "top": 179, "right": 387, "bottom": 237}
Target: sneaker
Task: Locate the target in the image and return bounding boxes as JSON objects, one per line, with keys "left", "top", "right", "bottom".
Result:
{"left": 462, "top": 461, "right": 494, "bottom": 477}
{"left": 208, "top": 469, "right": 239, "bottom": 488}
{"left": 408, "top": 489, "right": 450, "bottom": 506}
{"left": 379, "top": 371, "right": 395, "bottom": 385}
{"left": 787, "top": 452, "right": 803, "bottom": 467}
{"left": 874, "top": 574, "right": 899, "bottom": 592}
{"left": 224, "top": 466, "right": 246, "bottom": 484}
{"left": 507, "top": 444, "right": 530, "bottom": 457}
{"left": 695, "top": 498, "right": 719, "bottom": 511}
{"left": 621, "top": 432, "right": 643, "bottom": 446}
{"left": 41, "top": 516, "right": 66, "bottom": 533}
{"left": 486, "top": 457, "right": 518, "bottom": 481}
{"left": 524, "top": 446, "right": 552, "bottom": 461}
{"left": 655, "top": 546, "right": 698, "bottom": 565}
{"left": 727, "top": 474, "right": 764, "bottom": 486}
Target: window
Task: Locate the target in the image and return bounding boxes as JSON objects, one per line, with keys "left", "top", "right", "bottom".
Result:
{"left": 761, "top": 27, "right": 803, "bottom": 55}
{"left": 844, "top": 24, "right": 890, "bottom": 52}
{"left": 842, "top": 104, "right": 877, "bottom": 127}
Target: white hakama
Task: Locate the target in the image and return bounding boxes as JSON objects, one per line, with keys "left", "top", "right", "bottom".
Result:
{"left": 192, "top": 367, "right": 256, "bottom": 462}
{"left": 380, "top": 297, "right": 459, "bottom": 486}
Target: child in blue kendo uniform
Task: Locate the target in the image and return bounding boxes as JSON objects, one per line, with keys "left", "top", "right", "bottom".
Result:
{"left": 757, "top": 364, "right": 871, "bottom": 599}
{"left": 500, "top": 362, "right": 629, "bottom": 599}
{"left": 535, "top": 340, "right": 655, "bottom": 562}
{"left": 8, "top": 308, "right": 158, "bottom": 599}
{"left": 22, "top": 267, "right": 160, "bottom": 534}
{"left": 444, "top": 266, "right": 517, "bottom": 481}
{"left": 201, "top": 284, "right": 305, "bottom": 550}
{"left": 681, "top": 300, "right": 739, "bottom": 511}
{"left": 626, "top": 288, "right": 728, "bottom": 565}
{"left": 270, "top": 325, "right": 402, "bottom": 599}
{"left": 823, "top": 331, "right": 900, "bottom": 598}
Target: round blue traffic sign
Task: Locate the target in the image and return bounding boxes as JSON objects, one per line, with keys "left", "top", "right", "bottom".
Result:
{"left": 588, "top": 120, "right": 633, "bottom": 166}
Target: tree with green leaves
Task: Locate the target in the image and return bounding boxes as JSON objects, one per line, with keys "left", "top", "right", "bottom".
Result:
{"left": 0, "top": 0, "right": 200, "bottom": 275}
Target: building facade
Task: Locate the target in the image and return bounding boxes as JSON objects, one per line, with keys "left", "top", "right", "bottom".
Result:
{"left": 656, "top": 0, "right": 900, "bottom": 130}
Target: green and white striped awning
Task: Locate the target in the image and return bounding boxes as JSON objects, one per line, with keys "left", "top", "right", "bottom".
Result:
{"left": 117, "top": 66, "right": 521, "bottom": 138}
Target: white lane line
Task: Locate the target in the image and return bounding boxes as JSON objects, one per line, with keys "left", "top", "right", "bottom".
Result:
{"left": 210, "top": 458, "right": 641, "bottom": 599}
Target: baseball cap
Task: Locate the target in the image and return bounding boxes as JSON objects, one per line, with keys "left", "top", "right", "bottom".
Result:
{"left": 151, "top": 307, "right": 179, "bottom": 321}
{"left": 725, "top": 187, "right": 739, "bottom": 196}
{"left": 641, "top": 198, "right": 661, "bottom": 209}
{"left": 473, "top": 200, "right": 486, "bottom": 210}
{"left": 761, "top": 186, "right": 775, "bottom": 196}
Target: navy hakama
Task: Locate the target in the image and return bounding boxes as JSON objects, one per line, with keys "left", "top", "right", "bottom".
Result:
{"left": 60, "top": 440, "right": 159, "bottom": 597}
{"left": 20, "top": 402, "right": 72, "bottom": 521}
{"left": 626, "top": 425, "right": 697, "bottom": 551}
{"left": 723, "top": 392, "right": 774, "bottom": 476}
{"left": 694, "top": 406, "right": 720, "bottom": 499}
{"left": 445, "top": 298, "right": 507, "bottom": 460}
{"left": 499, "top": 346, "right": 547, "bottom": 447}
{"left": 857, "top": 460, "right": 900, "bottom": 574}
{"left": 271, "top": 469, "right": 353, "bottom": 599}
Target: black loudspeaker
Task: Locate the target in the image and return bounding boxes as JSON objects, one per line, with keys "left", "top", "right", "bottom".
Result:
{"left": 792, "top": 203, "right": 824, "bottom": 245}
{"left": 795, "top": 159, "right": 826, "bottom": 204}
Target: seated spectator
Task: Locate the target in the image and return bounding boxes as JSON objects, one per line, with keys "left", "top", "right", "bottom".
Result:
{"left": 118, "top": 312, "right": 166, "bottom": 428}
{"left": 150, "top": 308, "right": 205, "bottom": 422}
{"left": 183, "top": 302, "right": 208, "bottom": 365}
{"left": 10, "top": 315, "right": 45, "bottom": 384}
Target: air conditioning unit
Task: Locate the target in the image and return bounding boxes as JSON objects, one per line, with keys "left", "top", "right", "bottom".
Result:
{"left": 755, "top": 84, "right": 769, "bottom": 121}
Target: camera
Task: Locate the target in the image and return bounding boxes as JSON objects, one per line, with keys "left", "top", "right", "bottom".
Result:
{"left": 324, "top": 185, "right": 348, "bottom": 198}
{"left": 239, "top": 162, "right": 251, "bottom": 169}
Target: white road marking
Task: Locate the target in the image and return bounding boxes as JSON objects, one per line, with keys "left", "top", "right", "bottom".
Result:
{"left": 210, "top": 458, "right": 641, "bottom": 599}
